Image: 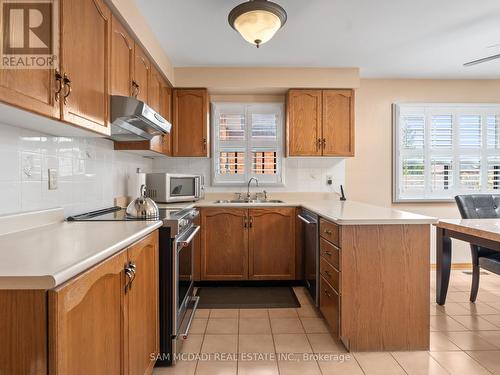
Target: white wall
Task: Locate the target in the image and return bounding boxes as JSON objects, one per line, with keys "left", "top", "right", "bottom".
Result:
{"left": 0, "top": 124, "right": 152, "bottom": 217}
{"left": 152, "top": 157, "right": 346, "bottom": 194}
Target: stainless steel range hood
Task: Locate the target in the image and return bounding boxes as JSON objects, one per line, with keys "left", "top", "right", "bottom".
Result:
{"left": 109, "top": 95, "right": 172, "bottom": 141}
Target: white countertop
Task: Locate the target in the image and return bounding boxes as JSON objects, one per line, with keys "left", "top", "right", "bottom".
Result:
{"left": 192, "top": 198, "right": 436, "bottom": 225}
{"left": 0, "top": 198, "right": 435, "bottom": 290}
{"left": 0, "top": 208, "right": 162, "bottom": 289}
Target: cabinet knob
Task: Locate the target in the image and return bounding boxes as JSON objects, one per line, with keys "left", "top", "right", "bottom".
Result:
{"left": 324, "top": 229, "right": 332, "bottom": 235}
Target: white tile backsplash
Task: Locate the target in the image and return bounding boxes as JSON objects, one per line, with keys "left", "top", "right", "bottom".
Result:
{"left": 152, "top": 156, "right": 346, "bottom": 194}
{"left": 0, "top": 123, "right": 152, "bottom": 217}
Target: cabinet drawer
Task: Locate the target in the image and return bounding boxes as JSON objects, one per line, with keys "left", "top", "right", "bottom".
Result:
{"left": 319, "top": 219, "right": 339, "bottom": 246}
{"left": 320, "top": 276, "right": 339, "bottom": 336}
{"left": 320, "top": 257, "right": 340, "bottom": 293}
{"left": 320, "top": 238, "right": 340, "bottom": 270}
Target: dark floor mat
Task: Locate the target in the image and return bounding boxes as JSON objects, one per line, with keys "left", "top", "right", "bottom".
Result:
{"left": 196, "top": 286, "right": 301, "bottom": 309}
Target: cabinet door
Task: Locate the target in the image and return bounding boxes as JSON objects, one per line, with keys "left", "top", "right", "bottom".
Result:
{"left": 159, "top": 83, "right": 173, "bottom": 155}
{"left": 48, "top": 250, "right": 127, "bottom": 375}
{"left": 287, "top": 89, "right": 322, "bottom": 156}
{"left": 0, "top": 0, "right": 59, "bottom": 119}
{"left": 320, "top": 276, "right": 339, "bottom": 337}
{"left": 148, "top": 67, "right": 162, "bottom": 112}
{"left": 111, "top": 15, "right": 133, "bottom": 97}
{"left": 173, "top": 89, "right": 209, "bottom": 157}
{"left": 60, "top": 0, "right": 111, "bottom": 135}
{"left": 322, "top": 89, "right": 354, "bottom": 156}
{"left": 201, "top": 208, "right": 248, "bottom": 280}
{"left": 127, "top": 231, "right": 159, "bottom": 375}
{"left": 248, "top": 208, "right": 296, "bottom": 280}
{"left": 133, "top": 44, "right": 150, "bottom": 103}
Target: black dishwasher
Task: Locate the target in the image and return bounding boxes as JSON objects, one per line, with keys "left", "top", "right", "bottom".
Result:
{"left": 298, "top": 209, "right": 319, "bottom": 306}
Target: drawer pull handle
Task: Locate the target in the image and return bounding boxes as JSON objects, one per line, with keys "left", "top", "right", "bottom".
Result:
{"left": 324, "top": 270, "right": 332, "bottom": 277}
{"left": 323, "top": 251, "right": 332, "bottom": 256}
{"left": 324, "top": 229, "right": 333, "bottom": 235}
{"left": 324, "top": 290, "right": 333, "bottom": 298}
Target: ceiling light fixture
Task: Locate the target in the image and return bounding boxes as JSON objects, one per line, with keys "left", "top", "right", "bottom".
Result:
{"left": 228, "top": 0, "right": 287, "bottom": 48}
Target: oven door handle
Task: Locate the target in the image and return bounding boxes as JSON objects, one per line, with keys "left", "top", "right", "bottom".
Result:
{"left": 177, "top": 225, "right": 200, "bottom": 248}
{"left": 179, "top": 296, "right": 200, "bottom": 339}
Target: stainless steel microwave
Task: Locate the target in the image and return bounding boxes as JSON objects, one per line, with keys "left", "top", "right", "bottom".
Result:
{"left": 146, "top": 173, "right": 204, "bottom": 203}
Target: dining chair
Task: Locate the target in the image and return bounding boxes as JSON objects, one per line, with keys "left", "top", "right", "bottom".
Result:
{"left": 455, "top": 194, "right": 500, "bottom": 302}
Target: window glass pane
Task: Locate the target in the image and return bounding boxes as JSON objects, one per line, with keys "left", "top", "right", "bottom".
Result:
{"left": 488, "top": 156, "right": 500, "bottom": 190}
{"left": 401, "top": 157, "right": 425, "bottom": 191}
{"left": 487, "top": 115, "right": 500, "bottom": 149}
{"left": 252, "top": 151, "right": 277, "bottom": 174}
{"left": 401, "top": 115, "right": 424, "bottom": 149}
{"left": 431, "top": 115, "right": 452, "bottom": 149}
{"left": 218, "top": 151, "right": 245, "bottom": 174}
{"left": 431, "top": 158, "right": 453, "bottom": 191}
{"left": 219, "top": 113, "right": 245, "bottom": 141}
{"left": 459, "top": 157, "right": 481, "bottom": 190}
{"left": 459, "top": 115, "right": 481, "bottom": 148}
{"left": 251, "top": 113, "right": 277, "bottom": 140}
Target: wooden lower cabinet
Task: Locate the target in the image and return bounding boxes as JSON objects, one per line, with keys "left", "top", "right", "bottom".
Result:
{"left": 48, "top": 249, "right": 127, "bottom": 375}
{"left": 248, "top": 208, "right": 295, "bottom": 280}
{"left": 200, "top": 207, "right": 296, "bottom": 281}
{"left": 201, "top": 208, "right": 248, "bottom": 280}
{"left": 126, "top": 232, "right": 159, "bottom": 375}
{"left": 6, "top": 230, "right": 161, "bottom": 375}
{"left": 320, "top": 276, "right": 339, "bottom": 337}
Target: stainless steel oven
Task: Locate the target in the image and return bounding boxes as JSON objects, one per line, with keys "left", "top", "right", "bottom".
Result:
{"left": 173, "top": 224, "right": 200, "bottom": 343}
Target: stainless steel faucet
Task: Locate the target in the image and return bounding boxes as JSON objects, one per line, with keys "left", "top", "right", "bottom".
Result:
{"left": 246, "top": 177, "right": 259, "bottom": 200}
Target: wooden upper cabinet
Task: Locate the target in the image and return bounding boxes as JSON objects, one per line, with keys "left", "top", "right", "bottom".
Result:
{"left": 201, "top": 208, "right": 248, "bottom": 280}
{"left": 148, "top": 67, "right": 162, "bottom": 112}
{"left": 48, "top": 249, "right": 127, "bottom": 375}
{"left": 287, "top": 89, "right": 322, "bottom": 156}
{"left": 133, "top": 44, "right": 150, "bottom": 103}
{"left": 0, "top": 0, "right": 60, "bottom": 121}
{"left": 110, "top": 15, "right": 134, "bottom": 97}
{"left": 173, "top": 88, "right": 209, "bottom": 157}
{"left": 159, "top": 83, "right": 173, "bottom": 155}
{"left": 60, "top": 0, "right": 111, "bottom": 135}
{"left": 287, "top": 89, "right": 355, "bottom": 157}
{"left": 248, "top": 208, "right": 296, "bottom": 280}
{"left": 322, "top": 89, "right": 354, "bottom": 156}
{"left": 127, "top": 231, "right": 159, "bottom": 375}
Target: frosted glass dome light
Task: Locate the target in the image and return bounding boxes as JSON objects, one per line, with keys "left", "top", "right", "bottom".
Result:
{"left": 228, "top": 0, "right": 287, "bottom": 48}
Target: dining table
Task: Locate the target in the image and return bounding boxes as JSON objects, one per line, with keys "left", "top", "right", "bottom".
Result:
{"left": 435, "top": 218, "right": 500, "bottom": 305}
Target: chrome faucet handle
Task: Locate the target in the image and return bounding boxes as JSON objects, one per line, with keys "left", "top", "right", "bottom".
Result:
{"left": 263, "top": 190, "right": 268, "bottom": 200}
{"left": 235, "top": 192, "right": 243, "bottom": 200}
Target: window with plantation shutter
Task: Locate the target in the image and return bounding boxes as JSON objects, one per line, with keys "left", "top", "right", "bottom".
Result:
{"left": 212, "top": 102, "right": 283, "bottom": 185}
{"left": 394, "top": 103, "right": 500, "bottom": 201}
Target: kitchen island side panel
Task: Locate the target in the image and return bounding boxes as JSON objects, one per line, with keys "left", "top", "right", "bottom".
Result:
{"left": 340, "top": 224, "right": 430, "bottom": 351}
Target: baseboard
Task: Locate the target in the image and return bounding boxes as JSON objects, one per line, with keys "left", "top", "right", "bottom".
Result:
{"left": 430, "top": 263, "right": 472, "bottom": 270}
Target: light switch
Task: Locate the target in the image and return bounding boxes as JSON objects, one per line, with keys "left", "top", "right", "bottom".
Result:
{"left": 48, "top": 169, "right": 58, "bottom": 190}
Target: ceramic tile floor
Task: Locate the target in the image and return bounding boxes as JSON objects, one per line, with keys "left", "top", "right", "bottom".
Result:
{"left": 154, "top": 270, "right": 500, "bottom": 374}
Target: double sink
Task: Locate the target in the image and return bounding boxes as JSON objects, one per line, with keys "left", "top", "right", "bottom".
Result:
{"left": 214, "top": 199, "right": 285, "bottom": 204}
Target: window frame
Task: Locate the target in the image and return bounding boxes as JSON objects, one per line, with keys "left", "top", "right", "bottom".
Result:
{"left": 393, "top": 103, "right": 500, "bottom": 203}
{"left": 211, "top": 102, "right": 285, "bottom": 187}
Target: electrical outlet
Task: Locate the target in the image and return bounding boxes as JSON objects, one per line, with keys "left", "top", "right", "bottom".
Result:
{"left": 48, "top": 169, "right": 58, "bottom": 190}
{"left": 326, "top": 175, "right": 334, "bottom": 186}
